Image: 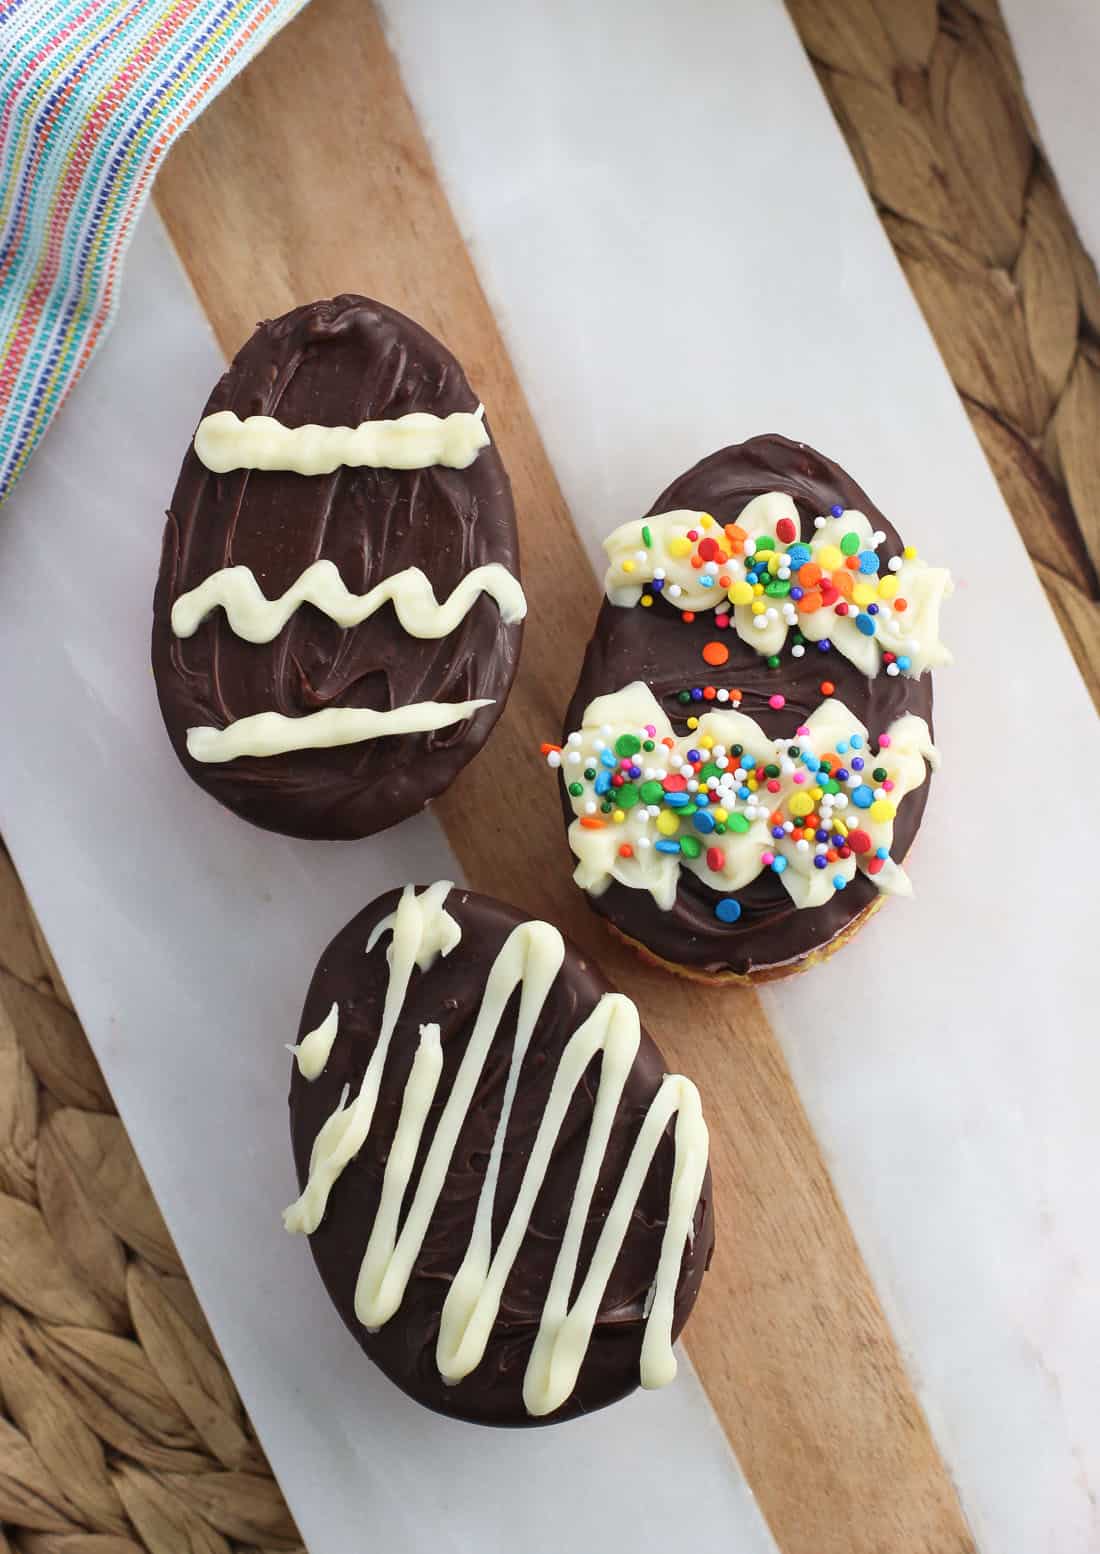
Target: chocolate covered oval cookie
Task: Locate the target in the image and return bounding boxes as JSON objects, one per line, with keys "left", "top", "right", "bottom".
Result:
{"left": 545, "top": 435, "right": 952, "bottom": 983}
{"left": 153, "top": 296, "right": 525, "bottom": 840}
{"left": 284, "top": 881, "right": 713, "bottom": 1426}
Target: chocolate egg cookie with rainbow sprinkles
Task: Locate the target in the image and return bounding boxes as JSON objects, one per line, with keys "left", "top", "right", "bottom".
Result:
{"left": 543, "top": 435, "right": 952, "bottom": 984}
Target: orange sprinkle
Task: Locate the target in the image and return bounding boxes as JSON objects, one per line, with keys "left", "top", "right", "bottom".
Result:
{"left": 797, "top": 589, "right": 823, "bottom": 614}
{"left": 580, "top": 817, "right": 606, "bottom": 830}
{"left": 540, "top": 742, "right": 562, "bottom": 755}
{"left": 718, "top": 574, "right": 731, "bottom": 588}
{"left": 831, "top": 569, "right": 854, "bottom": 597}
{"left": 703, "top": 685, "right": 717, "bottom": 700}
{"left": 845, "top": 554, "right": 860, "bottom": 570}
{"left": 798, "top": 562, "right": 822, "bottom": 587}
{"left": 725, "top": 523, "right": 747, "bottom": 544}
{"left": 894, "top": 598, "right": 908, "bottom": 612}
{"left": 618, "top": 843, "right": 634, "bottom": 858}
{"left": 826, "top": 848, "right": 839, "bottom": 862}
{"left": 702, "top": 640, "right": 729, "bottom": 667}
{"left": 682, "top": 611, "right": 696, "bottom": 623}
{"left": 820, "top": 680, "right": 835, "bottom": 696}
{"left": 730, "top": 687, "right": 743, "bottom": 701}
{"left": 690, "top": 555, "right": 703, "bottom": 569}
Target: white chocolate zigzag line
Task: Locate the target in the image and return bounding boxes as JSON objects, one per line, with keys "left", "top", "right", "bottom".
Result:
{"left": 194, "top": 406, "right": 489, "bottom": 474}
{"left": 284, "top": 882, "right": 709, "bottom": 1417}
{"left": 171, "top": 559, "right": 527, "bottom": 644}
{"left": 186, "top": 699, "right": 494, "bottom": 763}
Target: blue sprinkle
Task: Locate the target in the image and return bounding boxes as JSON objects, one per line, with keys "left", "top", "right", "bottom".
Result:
{"left": 836, "top": 740, "right": 849, "bottom": 754}
{"left": 851, "top": 756, "right": 864, "bottom": 771}
{"left": 737, "top": 785, "right": 751, "bottom": 800}
{"left": 741, "top": 754, "right": 756, "bottom": 770}
{"left": 664, "top": 792, "right": 691, "bottom": 808}
{"left": 832, "top": 874, "right": 847, "bottom": 890}
{"left": 831, "top": 833, "right": 845, "bottom": 847}
{"left": 817, "top": 638, "right": 832, "bottom": 652}
{"left": 771, "top": 825, "right": 785, "bottom": 840}
{"left": 849, "top": 734, "right": 863, "bottom": 749}
{"left": 835, "top": 768, "right": 849, "bottom": 782}
{"left": 693, "top": 811, "right": 716, "bottom": 834}
{"left": 594, "top": 773, "right": 612, "bottom": 795}
{"left": 852, "top": 784, "right": 874, "bottom": 809}
{"left": 651, "top": 577, "right": 664, "bottom": 592}
{"left": 691, "top": 687, "right": 704, "bottom": 702}
{"left": 714, "top": 897, "right": 742, "bottom": 923}
{"left": 813, "top": 854, "right": 828, "bottom": 869}
{"left": 858, "top": 550, "right": 879, "bottom": 574}
{"left": 694, "top": 791, "right": 711, "bottom": 806}
{"left": 855, "top": 612, "right": 876, "bottom": 636}
{"left": 898, "top": 655, "right": 912, "bottom": 671}
{"left": 700, "top": 574, "right": 713, "bottom": 587}
{"left": 687, "top": 749, "right": 701, "bottom": 763}
{"left": 599, "top": 748, "right": 617, "bottom": 769}
{"left": 803, "top": 755, "right": 820, "bottom": 772}
{"left": 771, "top": 855, "right": 788, "bottom": 874}
{"left": 830, "top": 504, "right": 844, "bottom": 518}
{"left": 787, "top": 543, "right": 811, "bottom": 567}
{"left": 628, "top": 765, "right": 641, "bottom": 779}
{"left": 815, "top": 828, "right": 829, "bottom": 843}
{"left": 655, "top": 839, "right": 682, "bottom": 854}
{"left": 875, "top": 846, "right": 889, "bottom": 860}
{"left": 790, "top": 586, "right": 804, "bottom": 601}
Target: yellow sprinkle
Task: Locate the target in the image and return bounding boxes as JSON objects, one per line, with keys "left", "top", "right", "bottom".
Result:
{"left": 754, "top": 548, "right": 773, "bottom": 564}
{"left": 903, "top": 545, "right": 917, "bottom": 560}
{"left": 640, "top": 594, "right": 654, "bottom": 607}
{"left": 747, "top": 777, "right": 759, "bottom": 791}
{"left": 712, "top": 807, "right": 729, "bottom": 823}
{"left": 811, "top": 786, "right": 824, "bottom": 801}
{"left": 700, "top": 735, "right": 714, "bottom": 749}
{"left": 817, "top": 544, "right": 842, "bottom": 571}
{"left": 656, "top": 810, "right": 681, "bottom": 837}
{"left": 789, "top": 793, "right": 813, "bottom": 817}
{"left": 687, "top": 716, "right": 699, "bottom": 730}
{"left": 877, "top": 575, "right": 899, "bottom": 599}
{"left": 768, "top": 554, "right": 781, "bottom": 575}
{"left": 668, "top": 536, "right": 692, "bottom": 558}
{"left": 622, "top": 558, "right": 636, "bottom": 573}
{"left": 753, "top": 581, "right": 765, "bottom": 596}
{"left": 728, "top": 580, "right": 753, "bottom": 606}
{"left": 833, "top": 819, "right": 848, "bottom": 837}
{"left": 870, "top": 799, "right": 897, "bottom": 823}
{"left": 612, "top": 809, "right": 625, "bottom": 823}
{"left": 852, "top": 581, "right": 876, "bottom": 606}
{"left": 751, "top": 599, "right": 767, "bottom": 616}
{"left": 699, "top": 513, "right": 715, "bottom": 529}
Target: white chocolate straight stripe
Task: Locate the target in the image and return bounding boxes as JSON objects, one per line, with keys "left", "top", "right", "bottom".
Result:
{"left": 171, "top": 559, "right": 527, "bottom": 644}
{"left": 194, "top": 406, "right": 490, "bottom": 473}
{"left": 185, "top": 698, "right": 494, "bottom": 763}
{"left": 289, "top": 883, "right": 709, "bottom": 1416}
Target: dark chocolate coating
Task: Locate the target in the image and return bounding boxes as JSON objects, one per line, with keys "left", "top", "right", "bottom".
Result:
{"left": 289, "top": 887, "right": 714, "bottom": 1427}
{"left": 564, "top": 436, "right": 934, "bottom": 977}
{"left": 152, "top": 296, "right": 522, "bottom": 840}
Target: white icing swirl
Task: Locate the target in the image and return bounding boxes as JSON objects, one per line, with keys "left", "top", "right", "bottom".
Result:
{"left": 285, "top": 882, "right": 709, "bottom": 1416}
{"left": 194, "top": 406, "right": 490, "bottom": 474}
{"left": 559, "top": 682, "right": 937, "bottom": 910}
{"left": 171, "top": 560, "right": 526, "bottom": 644}
{"left": 602, "top": 498, "right": 952, "bottom": 678}
{"left": 186, "top": 699, "right": 493, "bottom": 763}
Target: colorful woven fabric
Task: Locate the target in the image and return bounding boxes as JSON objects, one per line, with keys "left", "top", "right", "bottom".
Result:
{"left": 0, "top": 0, "right": 306, "bottom": 505}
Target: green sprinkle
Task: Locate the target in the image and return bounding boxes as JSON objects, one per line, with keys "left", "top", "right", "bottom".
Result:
{"left": 767, "top": 654, "right": 781, "bottom": 669}
{"left": 788, "top": 745, "right": 801, "bottom": 757}
{"left": 584, "top": 767, "right": 596, "bottom": 781}
{"left": 824, "top": 779, "right": 840, "bottom": 795}
{"left": 764, "top": 579, "right": 791, "bottom": 597}
{"left": 678, "top": 690, "right": 692, "bottom": 705}
{"left": 615, "top": 733, "right": 641, "bottom": 758}
{"left": 764, "top": 764, "right": 780, "bottom": 779}
{"left": 642, "top": 524, "right": 652, "bottom": 548}
{"left": 568, "top": 782, "right": 584, "bottom": 797}
{"left": 617, "top": 783, "right": 640, "bottom": 809}
{"left": 731, "top": 744, "right": 744, "bottom": 757}
{"left": 640, "top": 780, "right": 665, "bottom": 805}
{"left": 600, "top": 801, "right": 613, "bottom": 813}
{"left": 873, "top": 767, "right": 888, "bottom": 782}
{"left": 679, "top": 835, "right": 703, "bottom": 859}
{"left": 643, "top": 739, "right": 655, "bottom": 751}
{"left": 715, "top": 823, "right": 728, "bottom": 835}
{"left": 840, "top": 531, "right": 860, "bottom": 556}
{"left": 729, "top": 814, "right": 751, "bottom": 834}
{"left": 698, "top": 762, "right": 720, "bottom": 782}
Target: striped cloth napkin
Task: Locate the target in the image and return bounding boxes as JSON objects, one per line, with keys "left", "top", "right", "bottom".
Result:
{"left": 0, "top": 0, "right": 306, "bottom": 506}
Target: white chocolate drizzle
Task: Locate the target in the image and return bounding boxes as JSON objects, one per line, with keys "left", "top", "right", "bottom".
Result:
{"left": 194, "top": 407, "right": 490, "bottom": 474}
{"left": 171, "top": 560, "right": 526, "bottom": 644}
{"left": 289, "top": 1003, "right": 339, "bottom": 1081}
{"left": 603, "top": 499, "right": 952, "bottom": 678}
{"left": 186, "top": 699, "right": 493, "bottom": 763}
{"left": 558, "top": 682, "right": 938, "bottom": 910}
{"left": 284, "top": 882, "right": 709, "bottom": 1417}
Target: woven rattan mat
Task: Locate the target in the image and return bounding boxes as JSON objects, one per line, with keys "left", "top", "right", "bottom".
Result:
{"left": 1, "top": 3, "right": 1097, "bottom": 1551}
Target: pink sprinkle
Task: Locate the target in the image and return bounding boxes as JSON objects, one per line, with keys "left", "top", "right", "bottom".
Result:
{"left": 883, "top": 779, "right": 895, "bottom": 792}
{"left": 796, "top": 725, "right": 810, "bottom": 736}
{"left": 769, "top": 693, "right": 786, "bottom": 710}
{"left": 687, "top": 529, "right": 699, "bottom": 540}
{"left": 879, "top": 733, "right": 892, "bottom": 748}
{"left": 766, "top": 779, "right": 781, "bottom": 793}
{"left": 715, "top": 613, "right": 730, "bottom": 629}
{"left": 761, "top": 850, "right": 775, "bottom": 866}
{"left": 792, "top": 771, "right": 806, "bottom": 785}
{"left": 620, "top": 758, "right": 633, "bottom": 768}
{"left": 645, "top": 724, "right": 656, "bottom": 736}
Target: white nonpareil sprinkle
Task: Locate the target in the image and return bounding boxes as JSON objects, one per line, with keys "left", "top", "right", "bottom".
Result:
{"left": 546, "top": 750, "right": 562, "bottom": 768}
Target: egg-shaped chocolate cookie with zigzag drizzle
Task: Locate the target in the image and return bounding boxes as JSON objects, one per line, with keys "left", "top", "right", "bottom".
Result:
{"left": 284, "top": 881, "right": 713, "bottom": 1426}
{"left": 546, "top": 435, "right": 951, "bottom": 983}
{"left": 153, "top": 295, "right": 524, "bottom": 840}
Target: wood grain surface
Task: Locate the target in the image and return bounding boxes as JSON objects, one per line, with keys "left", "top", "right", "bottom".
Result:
{"left": 152, "top": 5, "right": 977, "bottom": 1552}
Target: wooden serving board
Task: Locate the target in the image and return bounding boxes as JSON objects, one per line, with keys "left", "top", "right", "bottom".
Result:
{"left": 152, "top": 5, "right": 973, "bottom": 1551}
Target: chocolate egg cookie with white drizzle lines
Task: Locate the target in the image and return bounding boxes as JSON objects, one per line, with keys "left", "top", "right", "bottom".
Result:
{"left": 152, "top": 296, "right": 525, "bottom": 839}
{"left": 544, "top": 436, "right": 951, "bottom": 983}
{"left": 285, "top": 882, "right": 713, "bottom": 1426}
